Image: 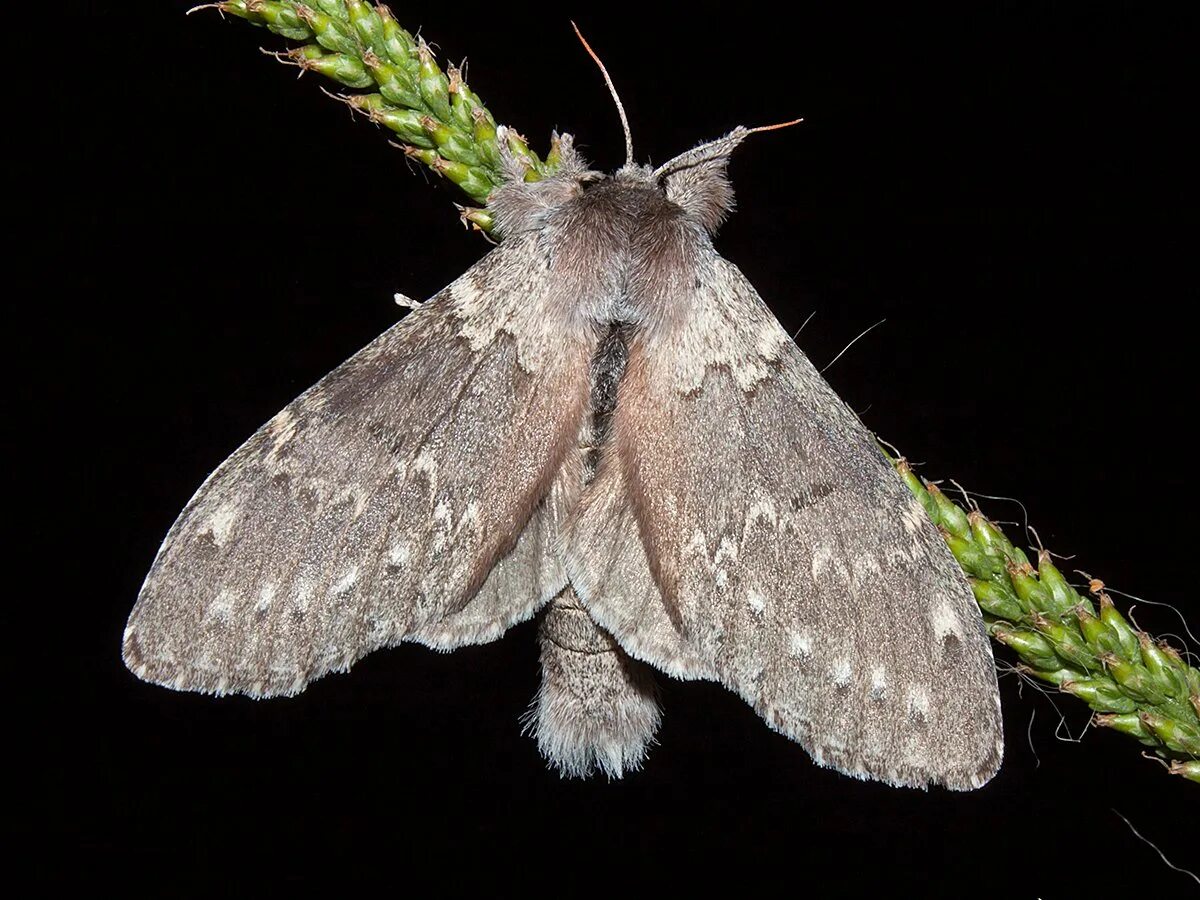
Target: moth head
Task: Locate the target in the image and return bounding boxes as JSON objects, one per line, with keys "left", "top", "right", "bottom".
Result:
{"left": 490, "top": 24, "right": 802, "bottom": 240}
{"left": 557, "top": 22, "right": 748, "bottom": 235}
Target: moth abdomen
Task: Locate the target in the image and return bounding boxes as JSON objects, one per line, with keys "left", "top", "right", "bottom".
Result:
{"left": 526, "top": 587, "right": 661, "bottom": 779}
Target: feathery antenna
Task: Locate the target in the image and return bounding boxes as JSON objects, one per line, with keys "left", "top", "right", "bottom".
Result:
{"left": 652, "top": 117, "right": 805, "bottom": 180}
{"left": 571, "top": 22, "right": 634, "bottom": 167}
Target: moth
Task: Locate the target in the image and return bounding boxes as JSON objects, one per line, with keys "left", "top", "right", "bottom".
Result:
{"left": 123, "top": 32, "right": 1003, "bottom": 790}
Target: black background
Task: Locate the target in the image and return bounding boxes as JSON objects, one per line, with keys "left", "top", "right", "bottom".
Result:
{"left": 40, "top": 1, "right": 1194, "bottom": 893}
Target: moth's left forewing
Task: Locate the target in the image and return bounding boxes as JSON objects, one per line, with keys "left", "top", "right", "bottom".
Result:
{"left": 125, "top": 233, "right": 596, "bottom": 698}
{"left": 567, "top": 226, "right": 1003, "bottom": 790}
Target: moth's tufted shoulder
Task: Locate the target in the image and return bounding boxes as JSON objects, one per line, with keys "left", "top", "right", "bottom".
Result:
{"left": 488, "top": 129, "right": 602, "bottom": 238}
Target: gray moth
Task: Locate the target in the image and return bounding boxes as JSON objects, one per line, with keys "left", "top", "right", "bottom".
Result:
{"left": 123, "top": 74, "right": 1003, "bottom": 789}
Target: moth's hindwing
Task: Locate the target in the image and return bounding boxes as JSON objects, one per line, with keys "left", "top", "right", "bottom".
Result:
{"left": 124, "top": 234, "right": 593, "bottom": 698}
{"left": 565, "top": 235, "right": 1003, "bottom": 790}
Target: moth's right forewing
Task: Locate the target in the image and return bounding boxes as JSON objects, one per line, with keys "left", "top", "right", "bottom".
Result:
{"left": 125, "top": 233, "right": 595, "bottom": 698}
{"left": 566, "top": 223, "right": 1003, "bottom": 790}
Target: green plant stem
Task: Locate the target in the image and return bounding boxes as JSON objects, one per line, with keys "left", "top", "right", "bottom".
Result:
{"left": 892, "top": 456, "right": 1199, "bottom": 781}
{"left": 198, "top": 0, "right": 555, "bottom": 229}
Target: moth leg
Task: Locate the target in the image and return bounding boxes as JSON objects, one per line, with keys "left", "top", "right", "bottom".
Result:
{"left": 525, "top": 586, "right": 661, "bottom": 779}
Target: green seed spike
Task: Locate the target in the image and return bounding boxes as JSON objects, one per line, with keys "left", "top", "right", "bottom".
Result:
{"left": 1060, "top": 678, "right": 1140, "bottom": 714}
{"left": 419, "top": 115, "right": 484, "bottom": 168}
{"left": 926, "top": 483, "right": 970, "bottom": 539}
{"left": 346, "top": 0, "right": 386, "bottom": 58}
{"left": 1098, "top": 593, "right": 1143, "bottom": 663}
{"left": 447, "top": 66, "right": 474, "bottom": 132}
{"left": 1030, "top": 611, "right": 1097, "bottom": 672}
{"left": 1170, "top": 760, "right": 1200, "bottom": 782}
{"left": 1094, "top": 713, "right": 1157, "bottom": 745}
{"left": 472, "top": 107, "right": 501, "bottom": 171}
{"left": 197, "top": 0, "right": 570, "bottom": 230}
{"left": 1020, "top": 664, "right": 1086, "bottom": 687}
{"left": 969, "top": 577, "right": 1024, "bottom": 621}
{"left": 293, "top": 5, "right": 359, "bottom": 56}
{"left": 375, "top": 5, "right": 416, "bottom": 68}
{"left": 967, "top": 510, "right": 1019, "bottom": 564}
{"left": 309, "top": 0, "right": 349, "bottom": 19}
{"left": 1038, "top": 550, "right": 1090, "bottom": 614}
{"left": 433, "top": 158, "right": 494, "bottom": 202}
{"left": 1158, "top": 643, "right": 1197, "bottom": 687}
{"left": 505, "top": 130, "right": 543, "bottom": 182}
{"left": 1138, "top": 634, "right": 1189, "bottom": 701}
{"left": 894, "top": 460, "right": 937, "bottom": 521}
{"left": 456, "top": 204, "right": 494, "bottom": 232}
{"left": 941, "top": 528, "right": 1002, "bottom": 580}
{"left": 400, "top": 148, "right": 492, "bottom": 204}
{"left": 462, "top": 84, "right": 494, "bottom": 126}
{"left": 1007, "top": 559, "right": 1055, "bottom": 614}
{"left": 1139, "top": 712, "right": 1200, "bottom": 756}
{"left": 1182, "top": 652, "right": 1200, "bottom": 699}
{"left": 991, "top": 625, "right": 1062, "bottom": 672}
{"left": 234, "top": 0, "right": 314, "bottom": 40}
{"left": 1075, "top": 604, "right": 1122, "bottom": 657}
{"left": 544, "top": 132, "right": 564, "bottom": 171}
{"left": 279, "top": 43, "right": 325, "bottom": 63}
{"left": 300, "top": 49, "right": 373, "bottom": 88}
{"left": 402, "top": 145, "right": 439, "bottom": 168}
{"left": 343, "top": 94, "right": 434, "bottom": 147}
{"left": 1100, "top": 653, "right": 1169, "bottom": 706}
{"left": 361, "top": 49, "right": 422, "bottom": 109}
{"left": 416, "top": 39, "right": 453, "bottom": 122}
